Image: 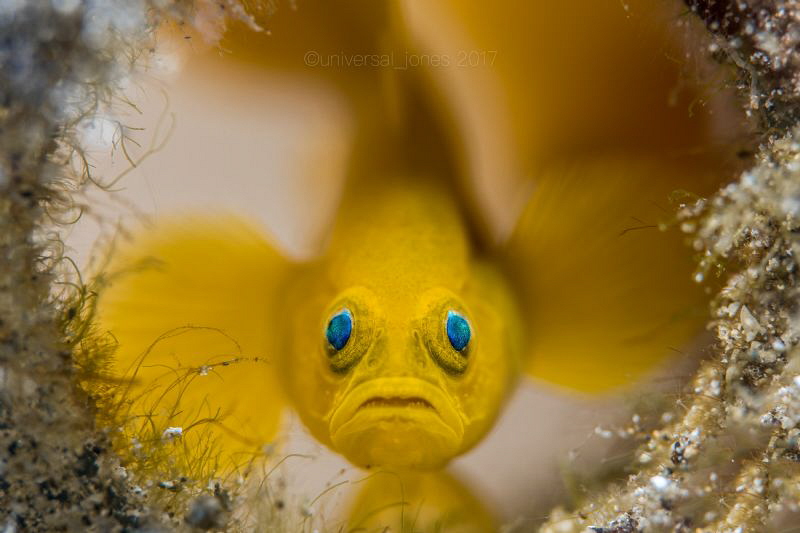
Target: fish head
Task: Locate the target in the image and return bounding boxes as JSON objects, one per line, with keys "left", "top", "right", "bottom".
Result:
{"left": 280, "top": 182, "right": 520, "bottom": 469}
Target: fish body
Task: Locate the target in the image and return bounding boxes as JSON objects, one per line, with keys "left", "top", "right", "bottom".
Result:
{"left": 97, "top": 156, "right": 712, "bottom": 475}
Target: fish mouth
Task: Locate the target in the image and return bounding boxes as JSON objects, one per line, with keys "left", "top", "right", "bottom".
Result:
{"left": 328, "top": 378, "right": 464, "bottom": 468}
{"left": 358, "top": 396, "right": 435, "bottom": 410}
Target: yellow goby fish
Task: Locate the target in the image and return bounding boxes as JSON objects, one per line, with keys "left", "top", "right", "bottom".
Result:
{"left": 95, "top": 0, "right": 723, "bottom": 480}
{"left": 97, "top": 158, "right": 713, "bottom": 472}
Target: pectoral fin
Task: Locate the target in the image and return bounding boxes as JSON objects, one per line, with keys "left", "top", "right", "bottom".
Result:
{"left": 96, "top": 217, "right": 293, "bottom": 473}
{"left": 505, "top": 156, "right": 717, "bottom": 392}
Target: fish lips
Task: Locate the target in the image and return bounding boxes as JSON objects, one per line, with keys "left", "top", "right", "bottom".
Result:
{"left": 328, "top": 377, "right": 465, "bottom": 469}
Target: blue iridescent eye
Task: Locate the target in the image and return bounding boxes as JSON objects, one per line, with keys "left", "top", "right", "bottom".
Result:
{"left": 446, "top": 310, "right": 470, "bottom": 352}
{"left": 326, "top": 309, "right": 353, "bottom": 351}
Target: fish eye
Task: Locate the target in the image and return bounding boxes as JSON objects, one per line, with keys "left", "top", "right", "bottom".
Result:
{"left": 420, "top": 294, "right": 472, "bottom": 376}
{"left": 326, "top": 309, "right": 353, "bottom": 351}
{"left": 322, "top": 289, "right": 378, "bottom": 374}
{"left": 446, "top": 310, "right": 470, "bottom": 352}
